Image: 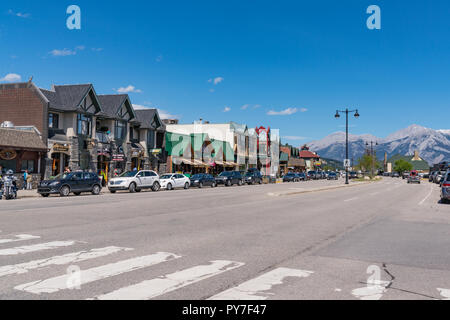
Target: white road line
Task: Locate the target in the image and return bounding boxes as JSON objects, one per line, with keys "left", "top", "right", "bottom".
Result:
{"left": 0, "top": 246, "right": 132, "bottom": 278}
{"left": 419, "top": 186, "right": 434, "bottom": 205}
{"left": 344, "top": 197, "right": 358, "bottom": 202}
{"left": 209, "top": 267, "right": 313, "bottom": 300}
{"left": 0, "top": 241, "right": 76, "bottom": 256}
{"left": 0, "top": 234, "right": 40, "bottom": 245}
{"left": 93, "top": 260, "right": 244, "bottom": 300}
{"left": 437, "top": 288, "right": 450, "bottom": 300}
{"left": 15, "top": 252, "right": 180, "bottom": 294}
{"left": 351, "top": 280, "right": 391, "bottom": 300}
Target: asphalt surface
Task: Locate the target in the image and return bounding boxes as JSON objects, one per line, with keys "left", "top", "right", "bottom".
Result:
{"left": 0, "top": 177, "right": 449, "bottom": 300}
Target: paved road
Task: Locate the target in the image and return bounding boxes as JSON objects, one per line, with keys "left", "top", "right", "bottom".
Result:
{"left": 0, "top": 177, "right": 449, "bottom": 300}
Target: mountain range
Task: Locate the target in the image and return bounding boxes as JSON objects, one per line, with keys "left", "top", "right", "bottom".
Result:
{"left": 307, "top": 125, "right": 450, "bottom": 165}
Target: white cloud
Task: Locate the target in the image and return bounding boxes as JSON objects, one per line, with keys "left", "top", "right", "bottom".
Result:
{"left": 300, "top": 108, "right": 308, "bottom": 112}
{"left": 241, "top": 104, "right": 249, "bottom": 110}
{"left": 157, "top": 109, "right": 178, "bottom": 120}
{"left": 208, "top": 77, "right": 224, "bottom": 85}
{"left": 132, "top": 104, "right": 148, "bottom": 110}
{"left": 132, "top": 104, "right": 179, "bottom": 120}
{"left": 116, "top": 85, "right": 142, "bottom": 93}
{"left": 8, "top": 10, "right": 30, "bottom": 18}
{"left": 209, "top": 88, "right": 215, "bottom": 93}
{"left": 223, "top": 106, "right": 231, "bottom": 112}
{"left": 0, "top": 73, "right": 21, "bottom": 82}
{"left": 282, "top": 136, "right": 309, "bottom": 141}
{"left": 92, "top": 48, "right": 103, "bottom": 52}
{"left": 267, "top": 108, "right": 299, "bottom": 116}
{"left": 49, "top": 46, "right": 85, "bottom": 57}
{"left": 50, "top": 49, "right": 77, "bottom": 56}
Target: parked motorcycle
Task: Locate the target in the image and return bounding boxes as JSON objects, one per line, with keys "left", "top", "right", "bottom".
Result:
{"left": 0, "top": 170, "right": 18, "bottom": 200}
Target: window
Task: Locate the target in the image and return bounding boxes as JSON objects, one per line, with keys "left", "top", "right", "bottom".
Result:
{"left": 147, "top": 130, "right": 155, "bottom": 149}
{"left": 48, "top": 113, "right": 59, "bottom": 129}
{"left": 21, "top": 160, "right": 35, "bottom": 173}
{"left": 77, "top": 114, "right": 92, "bottom": 135}
{"left": 115, "top": 121, "right": 127, "bottom": 140}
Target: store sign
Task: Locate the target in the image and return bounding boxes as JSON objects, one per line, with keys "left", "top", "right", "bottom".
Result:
{"left": 112, "top": 153, "right": 125, "bottom": 161}
{"left": 150, "top": 148, "right": 162, "bottom": 155}
{"left": 0, "top": 149, "right": 17, "bottom": 160}
{"left": 52, "top": 143, "right": 70, "bottom": 153}
{"left": 131, "top": 150, "right": 144, "bottom": 158}
{"left": 314, "top": 162, "right": 322, "bottom": 166}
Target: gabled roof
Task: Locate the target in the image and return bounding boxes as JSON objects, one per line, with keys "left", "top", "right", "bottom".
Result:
{"left": 299, "top": 150, "right": 320, "bottom": 159}
{"left": 39, "top": 84, "right": 101, "bottom": 113}
{"left": 0, "top": 128, "right": 47, "bottom": 151}
{"left": 135, "top": 109, "right": 165, "bottom": 131}
{"left": 97, "top": 94, "right": 136, "bottom": 120}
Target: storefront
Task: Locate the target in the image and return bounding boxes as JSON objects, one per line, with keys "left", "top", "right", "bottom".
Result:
{"left": 49, "top": 143, "right": 70, "bottom": 177}
{"left": 0, "top": 127, "right": 47, "bottom": 186}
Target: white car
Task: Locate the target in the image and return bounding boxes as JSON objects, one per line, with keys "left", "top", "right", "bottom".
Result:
{"left": 108, "top": 170, "right": 160, "bottom": 193}
{"left": 159, "top": 173, "right": 190, "bottom": 190}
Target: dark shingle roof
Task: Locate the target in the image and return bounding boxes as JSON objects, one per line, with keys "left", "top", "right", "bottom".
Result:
{"left": 135, "top": 109, "right": 165, "bottom": 130}
{"left": 0, "top": 128, "right": 47, "bottom": 150}
{"left": 40, "top": 84, "right": 92, "bottom": 111}
{"left": 97, "top": 95, "right": 128, "bottom": 118}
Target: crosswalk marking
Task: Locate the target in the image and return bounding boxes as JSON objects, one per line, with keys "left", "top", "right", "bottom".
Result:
{"left": 209, "top": 267, "right": 313, "bottom": 300}
{"left": 0, "top": 241, "right": 76, "bottom": 256}
{"left": 15, "top": 252, "right": 181, "bottom": 294}
{"left": 93, "top": 260, "right": 244, "bottom": 300}
{"left": 0, "top": 234, "right": 40, "bottom": 245}
{"left": 0, "top": 246, "right": 132, "bottom": 278}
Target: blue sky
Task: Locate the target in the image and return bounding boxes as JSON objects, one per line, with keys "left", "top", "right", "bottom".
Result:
{"left": 1, "top": 0, "right": 449, "bottom": 144}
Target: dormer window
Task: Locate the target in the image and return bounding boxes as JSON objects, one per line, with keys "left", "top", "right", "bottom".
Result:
{"left": 115, "top": 120, "right": 127, "bottom": 140}
{"left": 77, "top": 114, "right": 91, "bottom": 135}
{"left": 49, "top": 113, "right": 59, "bottom": 129}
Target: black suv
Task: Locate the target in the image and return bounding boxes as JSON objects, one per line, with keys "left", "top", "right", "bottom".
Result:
{"left": 38, "top": 171, "right": 102, "bottom": 197}
{"left": 244, "top": 171, "right": 263, "bottom": 185}
{"left": 190, "top": 173, "right": 217, "bottom": 188}
{"left": 215, "top": 171, "right": 243, "bottom": 186}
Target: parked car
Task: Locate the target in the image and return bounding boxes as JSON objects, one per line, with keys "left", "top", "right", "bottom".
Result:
{"left": 190, "top": 173, "right": 216, "bottom": 188}
{"left": 407, "top": 170, "right": 420, "bottom": 184}
{"left": 327, "top": 172, "right": 338, "bottom": 180}
{"left": 215, "top": 171, "right": 243, "bottom": 186}
{"left": 296, "top": 172, "right": 307, "bottom": 181}
{"left": 402, "top": 171, "right": 410, "bottom": 179}
{"left": 349, "top": 171, "right": 358, "bottom": 179}
{"left": 38, "top": 171, "right": 102, "bottom": 197}
{"left": 440, "top": 171, "right": 450, "bottom": 203}
{"left": 108, "top": 170, "right": 160, "bottom": 193}
{"left": 392, "top": 172, "right": 400, "bottom": 178}
{"left": 283, "top": 172, "right": 298, "bottom": 182}
{"left": 244, "top": 171, "right": 263, "bottom": 185}
{"left": 159, "top": 173, "right": 190, "bottom": 190}
{"left": 429, "top": 171, "right": 436, "bottom": 182}
{"left": 435, "top": 171, "right": 446, "bottom": 184}
{"left": 307, "top": 171, "right": 316, "bottom": 180}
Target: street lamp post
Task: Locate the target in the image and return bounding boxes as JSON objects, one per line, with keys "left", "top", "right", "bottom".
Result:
{"left": 366, "top": 141, "right": 378, "bottom": 178}
{"left": 335, "top": 108, "right": 360, "bottom": 184}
